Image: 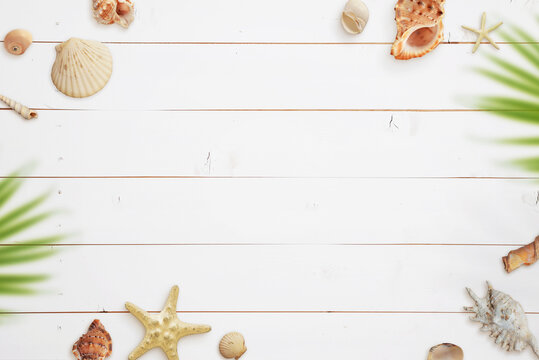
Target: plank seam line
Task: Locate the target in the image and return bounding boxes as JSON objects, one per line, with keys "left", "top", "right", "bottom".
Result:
{"left": 0, "top": 176, "right": 537, "bottom": 180}
{"left": 10, "top": 41, "right": 539, "bottom": 45}
{"left": 2, "top": 310, "right": 529, "bottom": 315}
{"left": 0, "top": 243, "right": 526, "bottom": 247}
{"left": 2, "top": 108, "right": 538, "bottom": 112}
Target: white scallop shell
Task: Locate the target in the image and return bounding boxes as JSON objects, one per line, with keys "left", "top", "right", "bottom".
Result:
{"left": 219, "top": 332, "right": 247, "bottom": 360}
{"left": 51, "top": 38, "right": 113, "bottom": 98}
{"left": 341, "top": 0, "right": 369, "bottom": 34}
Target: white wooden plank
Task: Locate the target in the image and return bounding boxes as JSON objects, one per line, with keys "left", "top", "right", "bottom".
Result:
{"left": 2, "top": 312, "right": 539, "bottom": 359}
{"left": 0, "top": 42, "right": 529, "bottom": 110}
{"left": 3, "top": 245, "right": 539, "bottom": 312}
{"left": 0, "top": 110, "right": 537, "bottom": 178}
{"left": 3, "top": 178, "right": 539, "bottom": 245}
{"left": 0, "top": 0, "right": 536, "bottom": 43}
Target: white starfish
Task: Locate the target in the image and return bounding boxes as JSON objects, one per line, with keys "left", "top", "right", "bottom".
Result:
{"left": 462, "top": 12, "right": 503, "bottom": 53}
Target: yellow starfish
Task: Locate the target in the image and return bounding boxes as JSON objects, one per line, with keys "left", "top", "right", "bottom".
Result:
{"left": 462, "top": 12, "right": 503, "bottom": 53}
{"left": 125, "top": 285, "right": 211, "bottom": 360}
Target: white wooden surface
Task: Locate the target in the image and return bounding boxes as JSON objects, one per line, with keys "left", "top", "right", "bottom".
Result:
{"left": 1, "top": 0, "right": 539, "bottom": 359}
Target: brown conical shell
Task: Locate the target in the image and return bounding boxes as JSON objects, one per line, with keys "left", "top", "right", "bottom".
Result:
{"left": 391, "top": 0, "right": 445, "bottom": 60}
{"left": 4, "top": 29, "right": 32, "bottom": 55}
{"left": 72, "top": 319, "right": 112, "bottom": 360}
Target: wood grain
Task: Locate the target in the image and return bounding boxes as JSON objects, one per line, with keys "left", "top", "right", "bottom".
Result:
{"left": 0, "top": 42, "right": 533, "bottom": 111}
{"left": 0, "top": 0, "right": 536, "bottom": 43}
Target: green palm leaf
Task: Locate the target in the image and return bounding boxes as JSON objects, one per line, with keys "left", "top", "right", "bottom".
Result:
{"left": 475, "top": 18, "right": 539, "bottom": 173}
{"left": 0, "top": 173, "right": 63, "bottom": 305}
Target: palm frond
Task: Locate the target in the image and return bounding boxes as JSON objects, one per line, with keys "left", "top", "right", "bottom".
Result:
{"left": 499, "top": 137, "right": 539, "bottom": 146}
{"left": 475, "top": 18, "right": 539, "bottom": 173}
{"left": 0, "top": 173, "right": 63, "bottom": 304}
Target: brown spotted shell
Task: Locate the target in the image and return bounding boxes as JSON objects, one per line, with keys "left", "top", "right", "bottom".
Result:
{"left": 73, "top": 319, "right": 112, "bottom": 360}
{"left": 93, "top": 0, "right": 135, "bottom": 28}
{"left": 391, "top": 0, "right": 445, "bottom": 60}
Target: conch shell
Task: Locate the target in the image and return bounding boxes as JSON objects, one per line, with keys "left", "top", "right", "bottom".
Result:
{"left": 4, "top": 29, "right": 32, "bottom": 55}
{"left": 0, "top": 95, "right": 37, "bottom": 120}
{"left": 341, "top": 0, "right": 369, "bottom": 35}
{"left": 219, "top": 332, "right": 247, "bottom": 360}
{"left": 93, "top": 0, "right": 135, "bottom": 28}
{"left": 503, "top": 236, "right": 539, "bottom": 273}
{"left": 464, "top": 282, "right": 539, "bottom": 358}
{"left": 72, "top": 319, "right": 112, "bottom": 360}
{"left": 51, "top": 38, "right": 113, "bottom": 98}
{"left": 391, "top": 0, "right": 445, "bottom": 60}
{"left": 427, "top": 343, "right": 463, "bottom": 360}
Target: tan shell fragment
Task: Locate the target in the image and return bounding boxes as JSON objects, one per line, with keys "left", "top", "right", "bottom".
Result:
{"left": 341, "top": 0, "right": 369, "bottom": 35}
{"left": 0, "top": 95, "right": 37, "bottom": 120}
{"left": 391, "top": 0, "right": 445, "bottom": 60}
{"left": 427, "top": 343, "right": 463, "bottom": 360}
{"left": 503, "top": 236, "right": 539, "bottom": 273}
{"left": 4, "top": 29, "right": 33, "bottom": 55}
{"left": 219, "top": 332, "right": 247, "bottom": 360}
{"left": 51, "top": 38, "right": 113, "bottom": 98}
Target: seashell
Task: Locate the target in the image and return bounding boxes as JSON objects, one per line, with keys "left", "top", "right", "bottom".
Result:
{"left": 219, "top": 332, "right": 247, "bottom": 360}
{"left": 93, "top": 0, "right": 135, "bottom": 28}
{"left": 391, "top": 0, "right": 445, "bottom": 60}
{"left": 72, "top": 319, "right": 112, "bottom": 360}
{"left": 341, "top": 0, "right": 369, "bottom": 35}
{"left": 0, "top": 95, "right": 37, "bottom": 120}
{"left": 427, "top": 343, "right": 463, "bottom": 360}
{"left": 464, "top": 282, "right": 539, "bottom": 358}
{"left": 503, "top": 236, "right": 539, "bottom": 273}
{"left": 4, "top": 29, "right": 32, "bottom": 55}
{"left": 51, "top": 38, "right": 113, "bottom": 98}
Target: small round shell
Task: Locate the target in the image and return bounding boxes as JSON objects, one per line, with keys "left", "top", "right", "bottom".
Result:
{"left": 341, "top": 0, "right": 369, "bottom": 35}
{"left": 427, "top": 343, "right": 463, "bottom": 360}
{"left": 219, "top": 332, "right": 247, "bottom": 360}
{"left": 4, "top": 29, "right": 33, "bottom": 55}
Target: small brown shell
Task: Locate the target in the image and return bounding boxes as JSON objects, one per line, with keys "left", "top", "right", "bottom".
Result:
{"left": 4, "top": 29, "right": 32, "bottom": 55}
{"left": 219, "top": 332, "right": 247, "bottom": 360}
{"left": 427, "top": 343, "right": 463, "bottom": 360}
{"left": 72, "top": 319, "right": 112, "bottom": 360}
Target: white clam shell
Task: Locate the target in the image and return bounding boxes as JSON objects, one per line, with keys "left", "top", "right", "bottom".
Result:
{"left": 427, "top": 343, "right": 463, "bottom": 360}
{"left": 341, "top": 0, "right": 369, "bottom": 34}
{"left": 219, "top": 332, "right": 247, "bottom": 360}
{"left": 51, "top": 38, "right": 113, "bottom": 98}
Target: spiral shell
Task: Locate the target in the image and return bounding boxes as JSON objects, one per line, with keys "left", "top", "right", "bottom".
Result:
{"left": 219, "top": 332, "right": 247, "bottom": 360}
{"left": 73, "top": 319, "right": 112, "bottom": 360}
{"left": 391, "top": 0, "right": 445, "bottom": 60}
{"left": 4, "top": 29, "right": 32, "bottom": 55}
{"left": 341, "top": 0, "right": 369, "bottom": 35}
{"left": 464, "top": 282, "right": 539, "bottom": 357}
{"left": 51, "top": 38, "right": 113, "bottom": 98}
{"left": 93, "top": 0, "right": 135, "bottom": 28}
{"left": 0, "top": 95, "right": 37, "bottom": 120}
